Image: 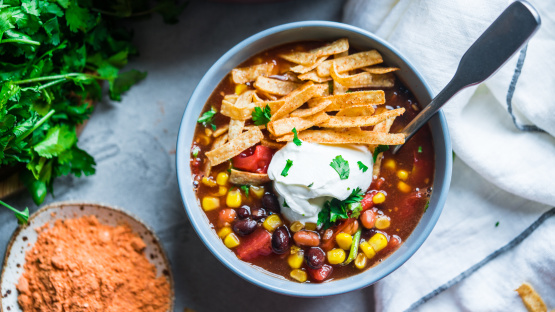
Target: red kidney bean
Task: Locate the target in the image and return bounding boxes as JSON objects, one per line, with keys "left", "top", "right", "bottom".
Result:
{"left": 293, "top": 230, "right": 320, "bottom": 247}
{"left": 271, "top": 226, "right": 291, "bottom": 254}
{"left": 305, "top": 247, "right": 325, "bottom": 270}
{"left": 233, "top": 218, "right": 257, "bottom": 236}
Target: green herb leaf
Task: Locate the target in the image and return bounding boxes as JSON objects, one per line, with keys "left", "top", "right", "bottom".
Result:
{"left": 357, "top": 161, "right": 368, "bottom": 172}
{"left": 495, "top": 221, "right": 499, "bottom": 227}
{"left": 197, "top": 107, "right": 217, "bottom": 129}
{"left": 33, "top": 124, "right": 77, "bottom": 158}
{"left": 292, "top": 127, "right": 302, "bottom": 146}
{"left": 330, "top": 155, "right": 349, "bottom": 180}
{"left": 418, "top": 146, "right": 422, "bottom": 153}
{"left": 192, "top": 146, "right": 200, "bottom": 158}
{"left": 283, "top": 199, "right": 290, "bottom": 208}
{"left": 110, "top": 70, "right": 147, "bottom": 101}
{"left": 317, "top": 187, "right": 364, "bottom": 229}
{"left": 240, "top": 185, "right": 250, "bottom": 198}
{"left": 373, "top": 145, "right": 390, "bottom": 162}
{"left": 0, "top": 200, "right": 29, "bottom": 225}
{"left": 252, "top": 104, "right": 271, "bottom": 126}
{"left": 308, "top": 182, "right": 314, "bottom": 187}
{"left": 424, "top": 200, "right": 430, "bottom": 212}
{"left": 281, "top": 159, "right": 293, "bottom": 177}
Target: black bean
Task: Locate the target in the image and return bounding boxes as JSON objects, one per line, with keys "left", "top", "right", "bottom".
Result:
{"left": 262, "top": 192, "right": 280, "bottom": 213}
{"left": 305, "top": 247, "right": 325, "bottom": 270}
{"left": 236, "top": 206, "right": 250, "bottom": 219}
{"left": 272, "top": 226, "right": 291, "bottom": 254}
{"left": 251, "top": 208, "right": 267, "bottom": 220}
{"left": 233, "top": 218, "right": 257, "bottom": 236}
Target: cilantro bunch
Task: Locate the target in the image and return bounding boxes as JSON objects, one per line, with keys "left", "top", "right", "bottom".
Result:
{"left": 0, "top": 0, "right": 185, "bottom": 212}
{"left": 317, "top": 187, "right": 364, "bottom": 230}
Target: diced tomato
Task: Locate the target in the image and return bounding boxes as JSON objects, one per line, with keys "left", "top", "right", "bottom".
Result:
{"left": 411, "top": 149, "right": 433, "bottom": 182}
{"left": 370, "top": 177, "right": 385, "bottom": 190}
{"left": 236, "top": 229, "right": 272, "bottom": 260}
{"left": 398, "top": 188, "right": 430, "bottom": 219}
{"left": 307, "top": 264, "right": 333, "bottom": 282}
{"left": 361, "top": 190, "right": 378, "bottom": 211}
{"left": 232, "top": 145, "right": 274, "bottom": 174}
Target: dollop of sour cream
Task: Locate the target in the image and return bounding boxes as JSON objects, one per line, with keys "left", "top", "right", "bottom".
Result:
{"left": 267, "top": 142, "right": 373, "bottom": 224}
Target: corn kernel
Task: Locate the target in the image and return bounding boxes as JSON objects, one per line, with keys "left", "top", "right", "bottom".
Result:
{"left": 385, "top": 159, "right": 396, "bottom": 170}
{"left": 290, "top": 245, "right": 301, "bottom": 255}
{"left": 369, "top": 233, "right": 388, "bottom": 252}
{"left": 372, "top": 192, "right": 386, "bottom": 204}
{"left": 263, "top": 214, "right": 283, "bottom": 232}
{"left": 305, "top": 222, "right": 317, "bottom": 231}
{"left": 198, "top": 135, "right": 211, "bottom": 146}
{"left": 213, "top": 186, "right": 227, "bottom": 197}
{"left": 224, "top": 233, "right": 240, "bottom": 248}
{"left": 202, "top": 197, "right": 220, "bottom": 211}
{"left": 216, "top": 172, "right": 229, "bottom": 186}
{"left": 290, "top": 269, "right": 307, "bottom": 283}
{"left": 290, "top": 221, "right": 304, "bottom": 233}
{"left": 201, "top": 176, "right": 218, "bottom": 187}
{"left": 250, "top": 186, "right": 265, "bottom": 198}
{"left": 336, "top": 233, "right": 352, "bottom": 250}
{"left": 397, "top": 170, "right": 409, "bottom": 181}
{"left": 226, "top": 189, "right": 242, "bottom": 208}
{"left": 288, "top": 252, "right": 304, "bottom": 269}
{"left": 235, "top": 84, "right": 248, "bottom": 95}
{"left": 375, "top": 216, "right": 391, "bottom": 230}
{"left": 355, "top": 253, "right": 368, "bottom": 269}
{"left": 360, "top": 241, "right": 376, "bottom": 259}
{"left": 327, "top": 248, "right": 346, "bottom": 265}
{"left": 204, "top": 127, "right": 213, "bottom": 137}
{"left": 217, "top": 226, "right": 232, "bottom": 238}
{"left": 398, "top": 181, "right": 411, "bottom": 193}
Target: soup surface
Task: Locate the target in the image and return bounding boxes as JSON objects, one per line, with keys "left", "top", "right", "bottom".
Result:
{"left": 190, "top": 39, "right": 434, "bottom": 283}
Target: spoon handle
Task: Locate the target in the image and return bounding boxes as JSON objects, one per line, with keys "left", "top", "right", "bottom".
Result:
{"left": 392, "top": 0, "right": 541, "bottom": 154}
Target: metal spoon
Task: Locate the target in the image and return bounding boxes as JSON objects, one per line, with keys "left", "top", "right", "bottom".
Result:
{"left": 391, "top": 0, "right": 541, "bottom": 154}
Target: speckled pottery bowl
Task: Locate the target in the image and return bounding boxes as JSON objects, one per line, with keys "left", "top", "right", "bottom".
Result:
{"left": 176, "top": 21, "right": 452, "bottom": 297}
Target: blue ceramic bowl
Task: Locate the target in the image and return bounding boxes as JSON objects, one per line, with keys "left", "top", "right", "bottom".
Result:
{"left": 176, "top": 21, "right": 452, "bottom": 297}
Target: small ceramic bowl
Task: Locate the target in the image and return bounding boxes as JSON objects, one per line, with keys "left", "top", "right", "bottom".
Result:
{"left": 0, "top": 201, "right": 175, "bottom": 311}
{"left": 176, "top": 21, "right": 452, "bottom": 297}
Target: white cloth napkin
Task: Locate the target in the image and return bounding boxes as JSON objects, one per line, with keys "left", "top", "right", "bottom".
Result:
{"left": 343, "top": 0, "right": 555, "bottom": 311}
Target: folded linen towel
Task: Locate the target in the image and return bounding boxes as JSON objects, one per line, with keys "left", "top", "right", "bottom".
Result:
{"left": 343, "top": 0, "right": 555, "bottom": 311}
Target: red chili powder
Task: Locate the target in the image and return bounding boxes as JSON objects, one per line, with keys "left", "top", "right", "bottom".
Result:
{"left": 16, "top": 215, "right": 171, "bottom": 312}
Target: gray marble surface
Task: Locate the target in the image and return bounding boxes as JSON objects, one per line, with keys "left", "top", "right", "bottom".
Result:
{"left": 0, "top": 0, "right": 377, "bottom": 311}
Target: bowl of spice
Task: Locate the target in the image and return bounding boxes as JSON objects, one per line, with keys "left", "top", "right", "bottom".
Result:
{"left": 0, "top": 202, "right": 174, "bottom": 312}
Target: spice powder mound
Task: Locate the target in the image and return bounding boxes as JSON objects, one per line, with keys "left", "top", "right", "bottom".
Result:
{"left": 16, "top": 215, "right": 171, "bottom": 312}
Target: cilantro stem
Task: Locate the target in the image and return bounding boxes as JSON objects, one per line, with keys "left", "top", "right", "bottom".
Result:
{"left": 0, "top": 200, "right": 29, "bottom": 225}
{"left": 36, "top": 78, "right": 67, "bottom": 91}
{"left": 11, "top": 73, "right": 109, "bottom": 85}
{"left": 15, "top": 109, "right": 56, "bottom": 143}
{"left": 0, "top": 38, "right": 41, "bottom": 46}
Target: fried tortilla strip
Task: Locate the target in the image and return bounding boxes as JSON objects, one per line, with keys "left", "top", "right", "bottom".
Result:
{"left": 308, "top": 91, "right": 386, "bottom": 111}
{"left": 229, "top": 169, "right": 271, "bottom": 186}
{"left": 290, "top": 99, "right": 332, "bottom": 118}
{"left": 516, "top": 283, "right": 548, "bottom": 312}
{"left": 362, "top": 66, "right": 400, "bottom": 74}
{"left": 212, "top": 124, "right": 229, "bottom": 138}
{"left": 298, "top": 70, "right": 332, "bottom": 83}
{"left": 223, "top": 94, "right": 238, "bottom": 103}
{"left": 290, "top": 56, "right": 328, "bottom": 74}
{"left": 261, "top": 137, "right": 285, "bottom": 150}
{"left": 318, "top": 108, "right": 404, "bottom": 128}
{"left": 276, "top": 129, "right": 405, "bottom": 145}
{"left": 271, "top": 82, "right": 326, "bottom": 121}
{"left": 228, "top": 119, "right": 245, "bottom": 140}
{"left": 279, "top": 38, "right": 349, "bottom": 65}
{"left": 331, "top": 63, "right": 395, "bottom": 88}
{"left": 231, "top": 63, "right": 276, "bottom": 84}
{"left": 220, "top": 91, "right": 255, "bottom": 120}
{"left": 317, "top": 50, "right": 383, "bottom": 77}
{"left": 371, "top": 117, "right": 395, "bottom": 177}
{"left": 254, "top": 76, "right": 300, "bottom": 96}
{"left": 205, "top": 127, "right": 264, "bottom": 166}
{"left": 204, "top": 134, "right": 228, "bottom": 177}
{"left": 336, "top": 105, "right": 375, "bottom": 117}
{"left": 268, "top": 112, "right": 329, "bottom": 136}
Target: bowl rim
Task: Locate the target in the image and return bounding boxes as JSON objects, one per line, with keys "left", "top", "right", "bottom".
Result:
{"left": 176, "top": 20, "right": 452, "bottom": 297}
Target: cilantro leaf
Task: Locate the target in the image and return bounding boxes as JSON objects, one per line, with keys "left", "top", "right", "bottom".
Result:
{"left": 240, "top": 185, "right": 250, "bottom": 197}
{"left": 418, "top": 146, "right": 422, "bottom": 153}
{"left": 281, "top": 159, "right": 293, "bottom": 177}
{"left": 495, "top": 221, "right": 499, "bottom": 227}
{"left": 308, "top": 182, "right": 314, "bottom": 187}
{"left": 344, "top": 187, "right": 364, "bottom": 204}
{"left": 65, "top": 2, "right": 96, "bottom": 33}
{"left": 317, "top": 187, "right": 365, "bottom": 229}
{"left": 373, "top": 145, "right": 390, "bottom": 162}
{"left": 252, "top": 104, "right": 271, "bottom": 126}
{"left": 197, "top": 107, "right": 217, "bottom": 129}
{"left": 0, "top": 200, "right": 29, "bottom": 225}
{"left": 357, "top": 161, "right": 368, "bottom": 172}
{"left": 292, "top": 127, "right": 302, "bottom": 146}
{"left": 330, "top": 155, "right": 349, "bottom": 180}
{"left": 283, "top": 199, "right": 289, "bottom": 208}
{"left": 110, "top": 70, "right": 147, "bottom": 101}
{"left": 192, "top": 146, "right": 200, "bottom": 158}
{"left": 33, "top": 124, "right": 77, "bottom": 158}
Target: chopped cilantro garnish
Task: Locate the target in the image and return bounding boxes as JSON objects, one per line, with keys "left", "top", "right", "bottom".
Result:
{"left": 418, "top": 146, "right": 423, "bottom": 153}
{"left": 281, "top": 159, "right": 293, "bottom": 177}
{"left": 192, "top": 146, "right": 201, "bottom": 158}
{"left": 240, "top": 185, "right": 250, "bottom": 197}
{"left": 357, "top": 161, "right": 368, "bottom": 172}
{"left": 317, "top": 187, "right": 364, "bottom": 229}
{"left": 308, "top": 182, "right": 314, "bottom": 187}
{"left": 330, "top": 155, "right": 349, "bottom": 180}
{"left": 252, "top": 104, "right": 272, "bottom": 126}
{"left": 373, "top": 145, "right": 390, "bottom": 162}
{"left": 197, "top": 107, "right": 217, "bottom": 130}
{"left": 292, "top": 128, "right": 302, "bottom": 146}
{"left": 424, "top": 200, "right": 430, "bottom": 212}
{"left": 283, "top": 200, "right": 290, "bottom": 208}
{"left": 495, "top": 221, "right": 499, "bottom": 227}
